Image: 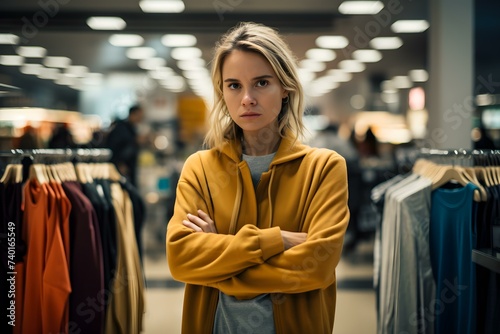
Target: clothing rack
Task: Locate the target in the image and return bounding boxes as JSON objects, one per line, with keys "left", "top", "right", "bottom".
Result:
{"left": 0, "top": 148, "right": 112, "bottom": 162}
{"left": 0, "top": 148, "right": 113, "bottom": 183}
{"left": 0, "top": 146, "right": 145, "bottom": 334}
{"left": 375, "top": 146, "right": 500, "bottom": 333}
{"left": 415, "top": 148, "right": 500, "bottom": 167}
{"left": 417, "top": 148, "right": 500, "bottom": 275}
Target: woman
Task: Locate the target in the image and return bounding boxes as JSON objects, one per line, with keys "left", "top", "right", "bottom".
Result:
{"left": 166, "top": 22, "right": 349, "bottom": 333}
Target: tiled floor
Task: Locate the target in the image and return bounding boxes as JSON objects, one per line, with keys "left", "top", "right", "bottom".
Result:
{"left": 141, "top": 235, "right": 376, "bottom": 334}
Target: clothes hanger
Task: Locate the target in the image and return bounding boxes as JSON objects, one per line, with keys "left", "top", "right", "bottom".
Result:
{"left": 58, "top": 162, "right": 75, "bottom": 182}
{"left": 412, "top": 158, "right": 428, "bottom": 175}
{"left": 75, "top": 163, "right": 89, "bottom": 184}
{"left": 106, "top": 163, "right": 122, "bottom": 182}
{"left": 15, "top": 164, "right": 23, "bottom": 183}
{"left": 0, "top": 153, "right": 23, "bottom": 184}
{"left": 431, "top": 164, "right": 482, "bottom": 202}
{"left": 49, "top": 164, "right": 62, "bottom": 184}
{"left": 0, "top": 164, "right": 14, "bottom": 184}
{"left": 29, "top": 164, "right": 48, "bottom": 184}
{"left": 462, "top": 166, "right": 488, "bottom": 201}
{"left": 475, "top": 166, "right": 491, "bottom": 187}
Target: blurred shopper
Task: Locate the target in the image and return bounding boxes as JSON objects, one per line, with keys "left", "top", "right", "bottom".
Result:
{"left": 357, "top": 126, "right": 379, "bottom": 158}
{"left": 166, "top": 22, "right": 350, "bottom": 334}
{"left": 309, "top": 123, "right": 362, "bottom": 251}
{"left": 16, "top": 124, "right": 41, "bottom": 149}
{"left": 48, "top": 123, "right": 76, "bottom": 149}
{"left": 106, "top": 104, "right": 144, "bottom": 187}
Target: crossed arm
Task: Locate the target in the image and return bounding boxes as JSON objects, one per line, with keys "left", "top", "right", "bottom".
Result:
{"left": 183, "top": 209, "right": 307, "bottom": 250}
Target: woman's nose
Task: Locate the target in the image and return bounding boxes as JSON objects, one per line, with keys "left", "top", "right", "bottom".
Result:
{"left": 241, "top": 90, "right": 256, "bottom": 106}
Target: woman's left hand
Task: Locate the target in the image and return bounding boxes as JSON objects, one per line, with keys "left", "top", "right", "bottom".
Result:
{"left": 182, "top": 209, "right": 218, "bottom": 233}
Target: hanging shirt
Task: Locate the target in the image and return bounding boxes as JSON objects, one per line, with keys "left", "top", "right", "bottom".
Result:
{"left": 378, "top": 174, "right": 436, "bottom": 334}
{"left": 429, "top": 182, "right": 478, "bottom": 334}
{"left": 17, "top": 180, "right": 71, "bottom": 334}
{"left": 0, "top": 181, "right": 23, "bottom": 334}
{"left": 105, "top": 183, "right": 145, "bottom": 334}
{"left": 81, "top": 181, "right": 114, "bottom": 296}
{"left": 62, "top": 181, "right": 105, "bottom": 334}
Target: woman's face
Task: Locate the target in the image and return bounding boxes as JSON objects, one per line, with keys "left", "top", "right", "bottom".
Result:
{"left": 221, "top": 50, "right": 288, "bottom": 135}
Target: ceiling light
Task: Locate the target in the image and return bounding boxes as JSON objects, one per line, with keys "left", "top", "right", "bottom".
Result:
{"left": 381, "top": 80, "right": 395, "bottom": 91}
{"left": 126, "top": 47, "right": 156, "bottom": 59}
{"left": 315, "top": 35, "right": 349, "bottom": 49}
{"left": 314, "top": 77, "right": 340, "bottom": 90}
{"left": 338, "top": 60, "right": 366, "bottom": 73}
{"left": 38, "top": 67, "right": 60, "bottom": 80}
{"left": 20, "top": 63, "right": 43, "bottom": 75}
{"left": 43, "top": 56, "right": 72, "bottom": 68}
{"left": 297, "top": 69, "right": 316, "bottom": 84}
{"left": 326, "top": 69, "right": 353, "bottom": 82}
{"left": 299, "top": 59, "right": 326, "bottom": 72}
{"left": 392, "top": 75, "right": 412, "bottom": 89}
{"left": 0, "top": 34, "right": 19, "bottom": 45}
{"left": 351, "top": 94, "right": 366, "bottom": 109}
{"left": 369, "top": 37, "right": 403, "bottom": 50}
{"left": 177, "top": 58, "right": 206, "bottom": 71}
{"left": 161, "top": 76, "right": 185, "bottom": 90}
{"left": 138, "top": 57, "right": 166, "bottom": 70}
{"left": 391, "top": 20, "right": 429, "bottom": 33}
{"left": 82, "top": 75, "right": 104, "bottom": 86}
{"left": 139, "top": 0, "right": 185, "bottom": 13}
{"left": 55, "top": 75, "right": 77, "bottom": 86}
{"left": 161, "top": 34, "right": 197, "bottom": 47}
{"left": 149, "top": 67, "right": 176, "bottom": 80}
{"left": 381, "top": 91, "right": 399, "bottom": 104}
{"left": 170, "top": 47, "right": 202, "bottom": 60}
{"left": 65, "top": 65, "right": 89, "bottom": 77}
{"left": 338, "top": 1, "right": 384, "bottom": 15}
{"left": 182, "top": 69, "right": 209, "bottom": 80}
{"left": 408, "top": 69, "right": 428, "bottom": 82}
{"left": 476, "top": 94, "right": 494, "bottom": 107}
{"left": 109, "top": 34, "right": 144, "bottom": 47}
{"left": 86, "top": 17, "right": 126, "bottom": 30}
{"left": 16, "top": 46, "right": 47, "bottom": 58}
{"left": 352, "top": 49, "right": 382, "bottom": 62}
{"left": 0, "top": 55, "right": 24, "bottom": 66}
{"left": 305, "top": 48, "right": 336, "bottom": 62}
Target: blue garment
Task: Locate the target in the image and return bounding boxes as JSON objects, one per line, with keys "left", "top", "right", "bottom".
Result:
{"left": 429, "top": 183, "right": 478, "bottom": 334}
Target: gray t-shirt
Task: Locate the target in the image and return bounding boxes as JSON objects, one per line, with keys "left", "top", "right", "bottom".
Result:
{"left": 212, "top": 152, "right": 277, "bottom": 334}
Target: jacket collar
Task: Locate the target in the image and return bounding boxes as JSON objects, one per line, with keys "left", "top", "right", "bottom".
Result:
{"left": 219, "top": 130, "right": 309, "bottom": 166}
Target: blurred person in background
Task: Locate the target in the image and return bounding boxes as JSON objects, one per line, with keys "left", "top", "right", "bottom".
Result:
{"left": 166, "top": 22, "right": 349, "bottom": 334}
{"left": 309, "top": 122, "right": 362, "bottom": 251}
{"left": 106, "top": 104, "right": 145, "bottom": 187}
{"left": 16, "top": 124, "right": 42, "bottom": 149}
{"left": 48, "top": 123, "right": 76, "bottom": 149}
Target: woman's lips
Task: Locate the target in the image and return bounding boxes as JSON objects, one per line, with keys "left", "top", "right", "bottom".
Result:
{"left": 241, "top": 112, "right": 260, "bottom": 117}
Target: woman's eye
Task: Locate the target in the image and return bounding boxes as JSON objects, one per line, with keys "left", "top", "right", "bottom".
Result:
{"left": 256, "top": 80, "right": 268, "bottom": 87}
{"left": 228, "top": 83, "right": 240, "bottom": 89}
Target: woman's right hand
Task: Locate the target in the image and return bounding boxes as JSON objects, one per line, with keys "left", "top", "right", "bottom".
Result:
{"left": 280, "top": 230, "right": 307, "bottom": 250}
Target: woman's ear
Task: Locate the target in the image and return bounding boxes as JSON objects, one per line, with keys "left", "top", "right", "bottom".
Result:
{"left": 282, "top": 90, "right": 289, "bottom": 99}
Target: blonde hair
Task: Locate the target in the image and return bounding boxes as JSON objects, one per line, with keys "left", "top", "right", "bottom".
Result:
{"left": 204, "top": 22, "right": 305, "bottom": 149}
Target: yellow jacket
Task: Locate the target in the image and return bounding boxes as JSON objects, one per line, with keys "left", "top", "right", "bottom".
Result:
{"left": 167, "top": 134, "right": 349, "bottom": 333}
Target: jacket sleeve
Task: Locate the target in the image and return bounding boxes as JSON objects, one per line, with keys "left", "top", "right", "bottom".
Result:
{"left": 166, "top": 153, "right": 285, "bottom": 285}
{"left": 209, "top": 153, "right": 350, "bottom": 299}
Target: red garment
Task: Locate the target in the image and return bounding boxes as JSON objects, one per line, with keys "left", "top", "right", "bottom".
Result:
{"left": 46, "top": 182, "right": 72, "bottom": 333}
{"left": 15, "top": 180, "right": 72, "bottom": 333}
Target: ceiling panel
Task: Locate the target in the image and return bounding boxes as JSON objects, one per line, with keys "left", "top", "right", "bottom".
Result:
{"left": 6, "top": 0, "right": 497, "bottom": 111}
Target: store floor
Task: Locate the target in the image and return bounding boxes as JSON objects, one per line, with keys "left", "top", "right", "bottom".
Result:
{"left": 140, "top": 235, "right": 377, "bottom": 334}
